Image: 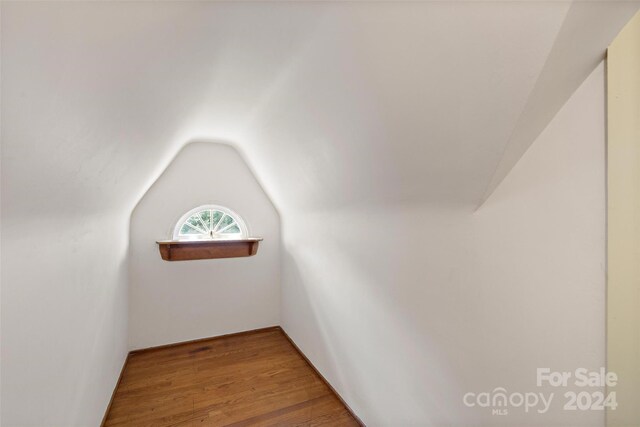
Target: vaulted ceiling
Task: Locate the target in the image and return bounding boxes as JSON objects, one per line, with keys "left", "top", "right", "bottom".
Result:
{"left": 3, "top": 1, "right": 638, "bottom": 218}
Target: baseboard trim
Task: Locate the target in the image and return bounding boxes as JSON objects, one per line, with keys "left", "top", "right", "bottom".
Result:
{"left": 278, "top": 326, "right": 366, "bottom": 426}
{"left": 101, "top": 325, "right": 364, "bottom": 426}
{"left": 129, "top": 326, "right": 280, "bottom": 355}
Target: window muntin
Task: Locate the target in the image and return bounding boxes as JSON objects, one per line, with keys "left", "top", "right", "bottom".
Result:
{"left": 173, "top": 205, "right": 247, "bottom": 240}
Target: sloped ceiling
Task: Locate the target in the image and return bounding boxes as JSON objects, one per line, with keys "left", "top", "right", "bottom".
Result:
{"left": 3, "top": 1, "right": 638, "bottom": 218}
{"left": 482, "top": 1, "right": 640, "bottom": 205}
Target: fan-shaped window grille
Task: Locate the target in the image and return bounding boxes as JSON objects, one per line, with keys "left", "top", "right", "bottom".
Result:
{"left": 173, "top": 205, "right": 247, "bottom": 241}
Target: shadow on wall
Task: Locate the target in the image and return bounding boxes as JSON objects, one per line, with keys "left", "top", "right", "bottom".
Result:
{"left": 280, "top": 214, "right": 468, "bottom": 425}
{"left": 279, "top": 62, "right": 607, "bottom": 426}
{"left": 127, "top": 140, "right": 281, "bottom": 350}
{"left": 281, "top": 199, "right": 606, "bottom": 426}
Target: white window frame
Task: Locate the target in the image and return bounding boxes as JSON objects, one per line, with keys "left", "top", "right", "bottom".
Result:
{"left": 173, "top": 204, "right": 249, "bottom": 241}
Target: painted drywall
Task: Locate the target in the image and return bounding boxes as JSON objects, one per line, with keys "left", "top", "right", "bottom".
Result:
{"left": 0, "top": 2, "right": 628, "bottom": 425}
{"left": 0, "top": 210, "right": 129, "bottom": 427}
{"left": 1, "top": 1, "right": 634, "bottom": 218}
{"left": 607, "top": 11, "right": 640, "bottom": 427}
{"left": 482, "top": 1, "right": 640, "bottom": 203}
{"left": 282, "top": 63, "right": 606, "bottom": 426}
{"left": 129, "top": 142, "right": 280, "bottom": 350}
{"left": 1, "top": 5, "right": 130, "bottom": 427}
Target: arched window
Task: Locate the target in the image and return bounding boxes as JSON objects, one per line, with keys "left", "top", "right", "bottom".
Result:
{"left": 173, "top": 205, "right": 247, "bottom": 240}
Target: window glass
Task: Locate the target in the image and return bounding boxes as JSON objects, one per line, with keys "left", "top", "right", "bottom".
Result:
{"left": 173, "top": 205, "right": 247, "bottom": 240}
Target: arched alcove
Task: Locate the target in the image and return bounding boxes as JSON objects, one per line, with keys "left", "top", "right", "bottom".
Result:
{"left": 129, "top": 141, "right": 280, "bottom": 350}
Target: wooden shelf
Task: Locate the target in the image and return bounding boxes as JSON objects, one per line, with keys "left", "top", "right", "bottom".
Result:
{"left": 156, "top": 238, "right": 262, "bottom": 261}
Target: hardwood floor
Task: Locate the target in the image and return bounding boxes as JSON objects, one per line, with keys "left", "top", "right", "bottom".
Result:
{"left": 103, "top": 327, "right": 360, "bottom": 426}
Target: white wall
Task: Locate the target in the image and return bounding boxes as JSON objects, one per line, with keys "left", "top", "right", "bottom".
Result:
{"left": 0, "top": 1, "right": 629, "bottom": 219}
{"left": 0, "top": 2, "right": 619, "bottom": 425}
{"left": 0, "top": 210, "right": 129, "bottom": 427}
{"left": 129, "top": 142, "right": 280, "bottom": 350}
{"left": 281, "top": 63, "right": 606, "bottom": 426}
{"left": 1, "top": 6, "right": 130, "bottom": 426}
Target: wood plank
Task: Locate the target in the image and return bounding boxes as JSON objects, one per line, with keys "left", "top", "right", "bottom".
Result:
{"left": 157, "top": 239, "right": 261, "bottom": 261}
{"left": 103, "top": 328, "right": 361, "bottom": 427}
